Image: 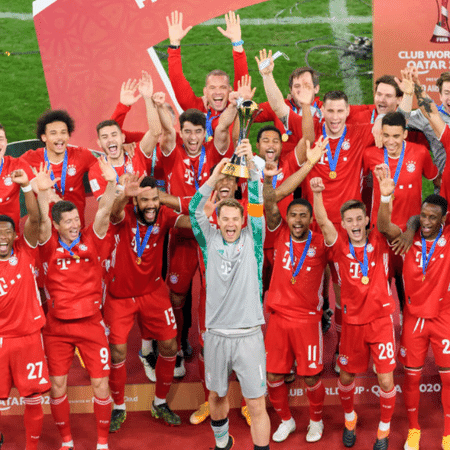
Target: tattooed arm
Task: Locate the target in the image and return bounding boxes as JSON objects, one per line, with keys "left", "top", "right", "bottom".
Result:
{"left": 414, "top": 82, "right": 446, "bottom": 137}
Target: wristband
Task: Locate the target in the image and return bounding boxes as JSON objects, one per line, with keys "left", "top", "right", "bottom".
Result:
{"left": 380, "top": 194, "right": 392, "bottom": 203}
{"left": 116, "top": 184, "right": 125, "bottom": 191}
{"left": 168, "top": 44, "right": 180, "bottom": 49}
{"left": 232, "top": 40, "right": 244, "bottom": 47}
{"left": 21, "top": 184, "right": 32, "bottom": 193}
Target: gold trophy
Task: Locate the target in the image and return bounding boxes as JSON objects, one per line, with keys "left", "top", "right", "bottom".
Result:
{"left": 222, "top": 98, "right": 262, "bottom": 178}
{"left": 431, "top": 0, "right": 450, "bottom": 43}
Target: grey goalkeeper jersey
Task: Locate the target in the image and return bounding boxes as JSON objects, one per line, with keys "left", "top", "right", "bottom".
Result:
{"left": 189, "top": 174, "right": 265, "bottom": 330}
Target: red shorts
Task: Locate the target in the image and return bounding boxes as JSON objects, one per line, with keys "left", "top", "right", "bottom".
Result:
{"left": 104, "top": 283, "right": 177, "bottom": 345}
{"left": 166, "top": 234, "right": 199, "bottom": 295}
{"left": 263, "top": 247, "right": 275, "bottom": 293}
{"left": 43, "top": 311, "right": 110, "bottom": 379}
{"left": 338, "top": 315, "right": 396, "bottom": 374}
{"left": 399, "top": 309, "right": 450, "bottom": 368}
{"left": 265, "top": 313, "right": 323, "bottom": 376}
{"left": 0, "top": 331, "right": 51, "bottom": 398}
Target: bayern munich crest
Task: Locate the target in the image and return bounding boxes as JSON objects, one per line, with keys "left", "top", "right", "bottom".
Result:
{"left": 367, "top": 244, "right": 374, "bottom": 253}
{"left": 400, "top": 347, "right": 406, "bottom": 358}
{"left": 169, "top": 273, "right": 179, "bottom": 284}
{"left": 339, "top": 355, "right": 348, "bottom": 366}
{"left": 3, "top": 176, "right": 12, "bottom": 186}
{"left": 341, "top": 140, "right": 351, "bottom": 150}
{"left": 438, "top": 237, "right": 447, "bottom": 247}
{"left": 79, "top": 244, "right": 88, "bottom": 251}
{"left": 406, "top": 161, "right": 416, "bottom": 173}
{"left": 307, "top": 247, "right": 316, "bottom": 257}
{"left": 152, "top": 225, "right": 160, "bottom": 235}
{"left": 9, "top": 255, "right": 18, "bottom": 266}
{"left": 67, "top": 165, "right": 77, "bottom": 176}
{"left": 126, "top": 163, "right": 134, "bottom": 173}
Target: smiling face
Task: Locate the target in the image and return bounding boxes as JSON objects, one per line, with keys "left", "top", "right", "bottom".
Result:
{"left": 287, "top": 204, "right": 312, "bottom": 241}
{"left": 382, "top": 124, "right": 407, "bottom": 156}
{"left": 341, "top": 207, "right": 369, "bottom": 246}
{"left": 180, "top": 121, "right": 206, "bottom": 156}
{"left": 217, "top": 205, "right": 244, "bottom": 243}
{"left": 134, "top": 187, "right": 160, "bottom": 226}
{"left": 322, "top": 99, "right": 349, "bottom": 137}
{"left": 374, "top": 83, "right": 401, "bottom": 115}
{"left": 420, "top": 203, "right": 445, "bottom": 239}
{"left": 203, "top": 74, "right": 231, "bottom": 112}
{"left": 0, "top": 221, "right": 16, "bottom": 260}
{"left": 439, "top": 81, "right": 450, "bottom": 115}
{"left": 54, "top": 209, "right": 81, "bottom": 245}
{"left": 256, "top": 130, "right": 282, "bottom": 163}
{"left": 41, "top": 121, "right": 70, "bottom": 157}
{"left": 215, "top": 175, "right": 238, "bottom": 200}
{"left": 97, "top": 124, "right": 125, "bottom": 163}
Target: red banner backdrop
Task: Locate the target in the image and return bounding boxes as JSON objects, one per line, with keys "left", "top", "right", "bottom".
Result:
{"left": 32, "top": 0, "right": 265, "bottom": 149}
{"left": 374, "top": 0, "right": 450, "bottom": 103}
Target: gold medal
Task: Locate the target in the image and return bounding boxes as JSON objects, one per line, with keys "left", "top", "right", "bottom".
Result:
{"left": 361, "top": 275, "right": 369, "bottom": 285}
{"left": 282, "top": 133, "right": 289, "bottom": 142}
{"left": 73, "top": 255, "right": 80, "bottom": 260}
{"left": 207, "top": 136, "right": 213, "bottom": 142}
{"left": 136, "top": 257, "right": 142, "bottom": 265}
{"left": 422, "top": 275, "right": 425, "bottom": 282}
{"left": 291, "top": 276, "right": 296, "bottom": 284}
{"left": 329, "top": 171, "right": 337, "bottom": 179}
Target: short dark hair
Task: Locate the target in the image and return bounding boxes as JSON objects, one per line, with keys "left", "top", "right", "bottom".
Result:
{"left": 0, "top": 215, "right": 15, "bottom": 232}
{"left": 340, "top": 199, "right": 366, "bottom": 219}
{"left": 422, "top": 194, "right": 448, "bottom": 216}
{"left": 323, "top": 90, "right": 348, "bottom": 104}
{"left": 217, "top": 198, "right": 244, "bottom": 217}
{"left": 51, "top": 201, "right": 77, "bottom": 224}
{"left": 139, "top": 176, "right": 158, "bottom": 189}
{"left": 96, "top": 119, "right": 121, "bottom": 135}
{"left": 436, "top": 72, "right": 450, "bottom": 94}
{"left": 289, "top": 67, "right": 319, "bottom": 89}
{"left": 382, "top": 111, "right": 406, "bottom": 130}
{"left": 287, "top": 198, "right": 313, "bottom": 217}
{"left": 36, "top": 110, "right": 75, "bottom": 139}
{"left": 375, "top": 75, "right": 402, "bottom": 97}
{"left": 256, "top": 125, "right": 282, "bottom": 143}
{"left": 179, "top": 109, "right": 206, "bottom": 130}
{"left": 0, "top": 123, "right": 5, "bottom": 133}
{"left": 205, "top": 69, "right": 230, "bottom": 86}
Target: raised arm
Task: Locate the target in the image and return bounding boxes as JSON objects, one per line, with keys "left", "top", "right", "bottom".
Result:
{"left": 153, "top": 92, "right": 176, "bottom": 155}
{"left": 396, "top": 68, "right": 414, "bottom": 115}
{"left": 256, "top": 49, "right": 290, "bottom": 122}
{"left": 94, "top": 157, "right": 117, "bottom": 238}
{"left": 217, "top": 10, "right": 244, "bottom": 54}
{"left": 138, "top": 71, "right": 162, "bottom": 156}
{"left": 111, "top": 173, "right": 148, "bottom": 223}
{"left": 263, "top": 163, "right": 283, "bottom": 230}
{"left": 311, "top": 177, "right": 338, "bottom": 245}
{"left": 214, "top": 93, "right": 238, "bottom": 154}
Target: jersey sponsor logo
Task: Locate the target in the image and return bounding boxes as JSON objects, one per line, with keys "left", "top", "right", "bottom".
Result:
{"left": 339, "top": 355, "right": 348, "bottom": 365}
{"left": 89, "top": 178, "right": 100, "bottom": 192}
{"left": 438, "top": 237, "right": 447, "bottom": 247}
{"left": 183, "top": 167, "right": 195, "bottom": 186}
{"left": 406, "top": 161, "right": 416, "bottom": 173}
{"left": 349, "top": 261, "right": 360, "bottom": 279}
{"left": 9, "top": 256, "right": 18, "bottom": 266}
{"left": 3, "top": 176, "right": 12, "bottom": 186}
{"left": 169, "top": 273, "right": 179, "bottom": 284}
{"left": 342, "top": 140, "right": 351, "bottom": 150}
{"left": 67, "top": 165, "right": 77, "bottom": 176}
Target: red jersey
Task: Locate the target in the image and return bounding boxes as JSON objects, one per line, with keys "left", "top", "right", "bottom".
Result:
{"left": 328, "top": 229, "right": 395, "bottom": 325}
{"left": 289, "top": 116, "right": 374, "bottom": 224}
{"left": 266, "top": 223, "right": 328, "bottom": 321}
{"left": 0, "top": 156, "right": 33, "bottom": 228}
{"left": 110, "top": 102, "right": 146, "bottom": 143}
{"left": 402, "top": 226, "right": 450, "bottom": 318}
{"left": 22, "top": 146, "right": 97, "bottom": 226}
{"left": 88, "top": 142, "right": 150, "bottom": 199}
{"left": 439, "top": 125, "right": 450, "bottom": 203}
{"left": 364, "top": 142, "right": 438, "bottom": 230}
{"left": 40, "top": 226, "right": 108, "bottom": 320}
{"left": 108, "top": 204, "right": 180, "bottom": 298}
{"left": 0, "top": 235, "right": 45, "bottom": 337}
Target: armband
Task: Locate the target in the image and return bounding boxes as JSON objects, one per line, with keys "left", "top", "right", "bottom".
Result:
{"left": 380, "top": 194, "right": 392, "bottom": 203}
{"left": 232, "top": 40, "right": 244, "bottom": 47}
{"left": 168, "top": 44, "right": 180, "bottom": 50}
{"left": 21, "top": 184, "right": 32, "bottom": 193}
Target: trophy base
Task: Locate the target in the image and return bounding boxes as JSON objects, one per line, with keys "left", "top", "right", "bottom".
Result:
{"left": 431, "top": 24, "right": 450, "bottom": 42}
{"left": 221, "top": 163, "right": 249, "bottom": 179}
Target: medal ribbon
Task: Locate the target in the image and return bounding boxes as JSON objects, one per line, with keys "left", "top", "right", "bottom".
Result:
{"left": 190, "top": 145, "right": 206, "bottom": 191}
{"left": 44, "top": 148, "right": 68, "bottom": 196}
{"left": 262, "top": 166, "right": 278, "bottom": 189}
{"left": 348, "top": 238, "right": 369, "bottom": 279}
{"left": 58, "top": 235, "right": 80, "bottom": 258}
{"left": 383, "top": 141, "right": 405, "bottom": 187}
{"left": 0, "top": 158, "right": 3, "bottom": 178}
{"left": 421, "top": 226, "right": 443, "bottom": 279}
{"left": 370, "top": 109, "right": 376, "bottom": 124}
{"left": 113, "top": 154, "right": 130, "bottom": 184}
{"left": 205, "top": 110, "right": 221, "bottom": 142}
{"left": 135, "top": 213, "right": 154, "bottom": 261}
{"left": 322, "top": 124, "right": 347, "bottom": 175}
{"left": 289, "top": 230, "right": 312, "bottom": 280}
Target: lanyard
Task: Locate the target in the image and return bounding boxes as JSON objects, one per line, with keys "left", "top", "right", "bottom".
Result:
{"left": 205, "top": 110, "right": 221, "bottom": 142}
{"left": 383, "top": 141, "right": 405, "bottom": 187}
{"left": 289, "top": 230, "right": 312, "bottom": 284}
{"left": 322, "top": 124, "right": 347, "bottom": 178}
{"left": 190, "top": 146, "right": 206, "bottom": 191}
{"left": 348, "top": 238, "right": 369, "bottom": 284}
{"left": 44, "top": 148, "right": 68, "bottom": 196}
{"left": 135, "top": 212, "right": 153, "bottom": 264}
{"left": 58, "top": 235, "right": 81, "bottom": 259}
{"left": 421, "top": 227, "right": 443, "bottom": 280}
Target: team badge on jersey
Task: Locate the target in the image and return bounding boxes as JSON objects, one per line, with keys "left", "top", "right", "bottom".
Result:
{"left": 400, "top": 346, "right": 406, "bottom": 358}
{"left": 406, "top": 161, "right": 416, "bottom": 173}
{"left": 9, "top": 255, "right": 18, "bottom": 266}
{"left": 67, "top": 165, "right": 77, "bottom": 176}
{"left": 339, "top": 355, "right": 348, "bottom": 366}
{"left": 169, "top": 273, "right": 179, "bottom": 284}
{"left": 367, "top": 244, "right": 374, "bottom": 253}
{"left": 307, "top": 247, "right": 316, "bottom": 257}
{"left": 126, "top": 163, "right": 134, "bottom": 173}
{"left": 3, "top": 176, "right": 12, "bottom": 186}
{"left": 152, "top": 225, "right": 160, "bottom": 235}
{"left": 438, "top": 237, "right": 447, "bottom": 247}
{"left": 79, "top": 244, "right": 88, "bottom": 251}
{"left": 341, "top": 140, "right": 351, "bottom": 150}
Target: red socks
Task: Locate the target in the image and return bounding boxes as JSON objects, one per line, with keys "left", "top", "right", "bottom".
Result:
{"left": 109, "top": 360, "right": 127, "bottom": 405}
{"left": 403, "top": 368, "right": 422, "bottom": 430}
{"left": 306, "top": 380, "right": 325, "bottom": 422}
{"left": 94, "top": 396, "right": 111, "bottom": 445}
{"left": 338, "top": 379, "right": 355, "bottom": 414}
{"left": 23, "top": 395, "right": 44, "bottom": 450}
{"left": 379, "top": 387, "right": 396, "bottom": 423}
{"left": 155, "top": 354, "right": 176, "bottom": 399}
{"left": 440, "top": 369, "right": 450, "bottom": 436}
{"left": 50, "top": 394, "right": 72, "bottom": 442}
{"left": 267, "top": 379, "right": 291, "bottom": 421}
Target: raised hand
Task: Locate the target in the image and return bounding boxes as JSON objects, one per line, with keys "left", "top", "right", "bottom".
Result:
{"left": 310, "top": 177, "right": 325, "bottom": 194}
{"left": 11, "top": 169, "right": 30, "bottom": 187}
{"left": 374, "top": 164, "right": 395, "bottom": 196}
{"left": 152, "top": 92, "right": 166, "bottom": 107}
{"left": 32, "top": 163, "right": 60, "bottom": 191}
{"left": 123, "top": 142, "right": 136, "bottom": 158}
{"left": 217, "top": 11, "right": 241, "bottom": 43}
{"left": 120, "top": 79, "right": 142, "bottom": 106}
{"left": 237, "top": 74, "right": 256, "bottom": 101}
{"left": 395, "top": 69, "right": 414, "bottom": 95}
{"left": 99, "top": 156, "right": 117, "bottom": 183}
{"left": 255, "top": 49, "right": 274, "bottom": 76}
{"left": 166, "top": 10, "right": 192, "bottom": 46}
{"left": 392, "top": 230, "right": 414, "bottom": 255}
{"left": 123, "top": 173, "right": 152, "bottom": 197}
{"left": 235, "top": 139, "right": 253, "bottom": 160}
{"left": 296, "top": 80, "right": 316, "bottom": 106}
{"left": 138, "top": 71, "right": 153, "bottom": 99}
{"left": 306, "top": 136, "right": 329, "bottom": 165}
{"left": 264, "top": 162, "right": 282, "bottom": 178}
{"left": 204, "top": 191, "right": 223, "bottom": 218}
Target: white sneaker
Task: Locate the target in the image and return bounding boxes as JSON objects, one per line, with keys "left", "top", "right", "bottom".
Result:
{"left": 138, "top": 350, "right": 156, "bottom": 382}
{"left": 306, "top": 419, "right": 324, "bottom": 442}
{"left": 272, "top": 417, "right": 296, "bottom": 442}
{"left": 174, "top": 351, "right": 186, "bottom": 378}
